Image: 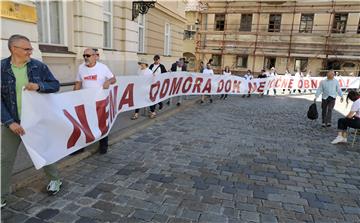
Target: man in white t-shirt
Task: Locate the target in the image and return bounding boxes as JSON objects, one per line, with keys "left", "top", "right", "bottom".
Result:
{"left": 74, "top": 48, "right": 116, "bottom": 154}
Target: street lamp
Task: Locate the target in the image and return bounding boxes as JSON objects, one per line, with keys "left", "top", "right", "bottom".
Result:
{"left": 132, "top": 1, "right": 156, "bottom": 21}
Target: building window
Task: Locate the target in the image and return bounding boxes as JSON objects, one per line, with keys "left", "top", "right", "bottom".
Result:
{"left": 138, "top": 14, "right": 145, "bottom": 53}
{"left": 332, "top": 13, "right": 348, "bottom": 33}
{"left": 236, "top": 55, "right": 248, "bottom": 68}
{"left": 268, "top": 14, "right": 281, "bottom": 32}
{"left": 103, "top": 0, "right": 113, "bottom": 48}
{"left": 294, "top": 58, "right": 308, "bottom": 72}
{"left": 299, "top": 14, "right": 314, "bottom": 33}
{"left": 164, "top": 23, "right": 171, "bottom": 56}
{"left": 35, "top": 1, "right": 64, "bottom": 44}
{"left": 264, "top": 57, "right": 276, "bottom": 69}
{"left": 184, "top": 25, "right": 196, "bottom": 40}
{"left": 215, "top": 14, "right": 225, "bottom": 31}
{"left": 240, "top": 14, "right": 252, "bottom": 32}
{"left": 212, "top": 55, "right": 222, "bottom": 66}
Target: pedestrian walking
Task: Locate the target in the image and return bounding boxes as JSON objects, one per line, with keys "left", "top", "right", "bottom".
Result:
{"left": 74, "top": 48, "right": 116, "bottom": 154}
{"left": 1, "top": 35, "right": 62, "bottom": 207}
{"left": 314, "top": 70, "right": 344, "bottom": 127}
{"left": 331, "top": 90, "right": 360, "bottom": 144}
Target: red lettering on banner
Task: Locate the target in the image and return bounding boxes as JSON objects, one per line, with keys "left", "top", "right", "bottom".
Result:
{"left": 304, "top": 80, "right": 310, "bottom": 89}
{"left": 258, "top": 81, "right": 265, "bottom": 93}
{"left": 160, "top": 79, "right": 170, "bottom": 99}
{"left": 288, "top": 79, "right": 294, "bottom": 88}
{"left": 233, "top": 80, "right": 240, "bottom": 93}
{"left": 202, "top": 79, "right": 211, "bottom": 93}
{"left": 109, "top": 86, "right": 118, "bottom": 122}
{"left": 192, "top": 77, "right": 203, "bottom": 93}
{"left": 118, "top": 83, "right": 134, "bottom": 110}
{"left": 182, "top": 77, "right": 192, "bottom": 93}
{"left": 280, "top": 79, "right": 288, "bottom": 88}
{"left": 64, "top": 105, "right": 95, "bottom": 149}
{"left": 217, "top": 80, "right": 224, "bottom": 93}
{"left": 96, "top": 98, "right": 109, "bottom": 136}
{"left": 169, "top": 77, "right": 183, "bottom": 95}
{"left": 275, "top": 79, "right": 281, "bottom": 88}
{"left": 298, "top": 80, "right": 303, "bottom": 88}
{"left": 248, "top": 82, "right": 257, "bottom": 93}
{"left": 311, "top": 80, "right": 318, "bottom": 89}
{"left": 150, "top": 81, "right": 160, "bottom": 102}
{"left": 225, "top": 80, "right": 231, "bottom": 92}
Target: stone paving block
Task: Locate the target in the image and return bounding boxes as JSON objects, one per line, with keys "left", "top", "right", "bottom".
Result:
{"left": 77, "top": 207, "right": 103, "bottom": 218}
{"left": 199, "top": 213, "right": 228, "bottom": 223}
{"left": 75, "top": 217, "right": 97, "bottom": 223}
{"left": 240, "top": 211, "right": 260, "bottom": 223}
{"left": 51, "top": 212, "right": 80, "bottom": 223}
{"left": 343, "top": 205, "right": 360, "bottom": 214}
{"left": 180, "top": 209, "right": 201, "bottom": 221}
{"left": 260, "top": 214, "right": 278, "bottom": 223}
{"left": 268, "top": 194, "right": 308, "bottom": 206}
{"left": 9, "top": 199, "right": 32, "bottom": 211}
{"left": 24, "top": 217, "right": 47, "bottom": 223}
{"left": 4, "top": 213, "right": 28, "bottom": 223}
{"left": 283, "top": 203, "right": 305, "bottom": 213}
{"left": 36, "top": 208, "right": 60, "bottom": 220}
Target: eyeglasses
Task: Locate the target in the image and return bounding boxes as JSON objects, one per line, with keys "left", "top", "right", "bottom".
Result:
{"left": 14, "top": 46, "right": 33, "bottom": 52}
{"left": 83, "top": 54, "right": 94, "bottom": 58}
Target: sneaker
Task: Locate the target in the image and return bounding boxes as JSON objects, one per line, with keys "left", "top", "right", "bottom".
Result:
{"left": 200, "top": 100, "right": 204, "bottom": 104}
{"left": 331, "top": 136, "right": 347, "bottom": 144}
{"left": 47, "top": 180, "right": 62, "bottom": 195}
{"left": 321, "top": 123, "right": 326, "bottom": 127}
{"left": 1, "top": 200, "right": 6, "bottom": 208}
{"left": 209, "top": 99, "right": 213, "bottom": 103}
{"left": 176, "top": 102, "right": 181, "bottom": 106}
{"left": 158, "top": 103, "right": 163, "bottom": 110}
{"left": 326, "top": 124, "right": 332, "bottom": 127}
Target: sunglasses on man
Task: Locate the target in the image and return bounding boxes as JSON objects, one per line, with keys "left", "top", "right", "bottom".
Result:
{"left": 83, "top": 54, "right": 94, "bottom": 58}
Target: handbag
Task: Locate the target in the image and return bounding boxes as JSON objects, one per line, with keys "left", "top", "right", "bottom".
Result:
{"left": 307, "top": 103, "right": 318, "bottom": 120}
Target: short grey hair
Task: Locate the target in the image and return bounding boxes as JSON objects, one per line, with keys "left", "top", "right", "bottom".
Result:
{"left": 8, "top": 34, "right": 30, "bottom": 50}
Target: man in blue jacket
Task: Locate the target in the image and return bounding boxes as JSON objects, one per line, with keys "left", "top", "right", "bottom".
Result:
{"left": 1, "top": 34, "right": 62, "bottom": 208}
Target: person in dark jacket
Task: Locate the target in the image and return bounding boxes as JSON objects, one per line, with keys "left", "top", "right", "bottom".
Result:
{"left": 1, "top": 35, "right": 62, "bottom": 208}
{"left": 149, "top": 55, "right": 167, "bottom": 111}
{"left": 170, "top": 58, "right": 187, "bottom": 106}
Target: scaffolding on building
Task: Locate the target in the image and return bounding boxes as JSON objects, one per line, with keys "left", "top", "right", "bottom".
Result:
{"left": 194, "top": 0, "right": 360, "bottom": 76}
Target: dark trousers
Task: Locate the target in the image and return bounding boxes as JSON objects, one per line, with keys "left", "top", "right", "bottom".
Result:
{"left": 321, "top": 97, "right": 336, "bottom": 124}
{"left": 99, "top": 136, "right": 108, "bottom": 148}
{"left": 337, "top": 117, "right": 360, "bottom": 130}
{"left": 134, "top": 105, "right": 156, "bottom": 114}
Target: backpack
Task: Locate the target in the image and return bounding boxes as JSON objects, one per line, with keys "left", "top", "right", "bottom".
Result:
{"left": 307, "top": 103, "right": 318, "bottom": 120}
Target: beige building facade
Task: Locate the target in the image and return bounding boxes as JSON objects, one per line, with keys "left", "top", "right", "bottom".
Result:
{"left": 195, "top": 0, "right": 360, "bottom": 75}
{"left": 1, "top": 0, "right": 187, "bottom": 84}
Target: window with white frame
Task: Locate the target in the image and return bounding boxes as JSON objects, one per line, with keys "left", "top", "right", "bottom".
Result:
{"left": 236, "top": 55, "right": 248, "bottom": 68}
{"left": 35, "top": 1, "right": 64, "bottom": 44}
{"left": 164, "top": 23, "right": 171, "bottom": 56}
{"left": 103, "top": 0, "right": 113, "bottom": 48}
{"left": 138, "top": 14, "right": 145, "bottom": 53}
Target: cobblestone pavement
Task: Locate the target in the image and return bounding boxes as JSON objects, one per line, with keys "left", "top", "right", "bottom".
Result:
{"left": 2, "top": 95, "right": 360, "bottom": 223}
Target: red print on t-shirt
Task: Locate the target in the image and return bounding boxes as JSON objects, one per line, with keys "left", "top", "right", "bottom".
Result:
{"left": 84, "top": 75, "right": 97, "bottom": 80}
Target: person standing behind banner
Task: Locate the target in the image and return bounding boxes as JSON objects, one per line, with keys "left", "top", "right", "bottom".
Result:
{"left": 266, "top": 67, "right": 277, "bottom": 95}
{"left": 293, "top": 69, "right": 303, "bottom": 94}
{"left": 74, "top": 48, "right": 116, "bottom": 154}
{"left": 282, "top": 69, "right": 292, "bottom": 94}
{"left": 314, "top": 70, "right": 344, "bottom": 128}
{"left": 220, "top": 66, "right": 231, "bottom": 100}
{"left": 131, "top": 58, "right": 155, "bottom": 120}
{"left": 258, "top": 69, "right": 267, "bottom": 97}
{"left": 243, "top": 69, "right": 253, "bottom": 98}
{"left": 1, "top": 35, "right": 62, "bottom": 207}
{"left": 149, "top": 55, "right": 167, "bottom": 111}
{"left": 201, "top": 63, "right": 214, "bottom": 103}
{"left": 170, "top": 58, "right": 187, "bottom": 106}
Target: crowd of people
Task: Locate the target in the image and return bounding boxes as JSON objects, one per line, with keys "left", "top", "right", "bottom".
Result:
{"left": 1, "top": 34, "right": 359, "bottom": 209}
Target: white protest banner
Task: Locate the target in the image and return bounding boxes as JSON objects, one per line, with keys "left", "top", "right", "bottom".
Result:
{"left": 20, "top": 72, "right": 360, "bottom": 169}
